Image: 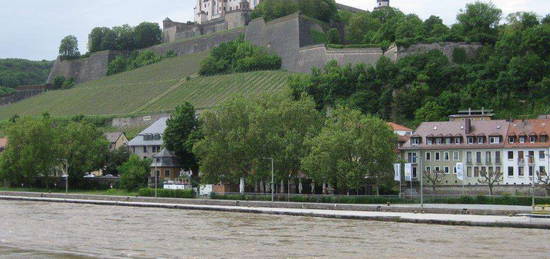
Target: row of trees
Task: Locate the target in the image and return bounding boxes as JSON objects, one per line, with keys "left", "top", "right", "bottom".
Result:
{"left": 164, "top": 94, "right": 396, "bottom": 194}
{"left": 88, "top": 22, "right": 162, "bottom": 53}
{"left": 0, "top": 116, "right": 136, "bottom": 189}
{"left": 57, "top": 22, "right": 162, "bottom": 60}
{"left": 0, "top": 59, "right": 52, "bottom": 89}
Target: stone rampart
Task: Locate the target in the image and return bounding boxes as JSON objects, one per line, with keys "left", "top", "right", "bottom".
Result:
{"left": 47, "top": 50, "right": 124, "bottom": 84}
{"left": 384, "top": 42, "right": 482, "bottom": 62}
{"left": 111, "top": 112, "right": 170, "bottom": 129}
{"left": 0, "top": 85, "right": 54, "bottom": 106}
{"left": 147, "top": 28, "right": 245, "bottom": 57}
{"left": 295, "top": 45, "right": 384, "bottom": 73}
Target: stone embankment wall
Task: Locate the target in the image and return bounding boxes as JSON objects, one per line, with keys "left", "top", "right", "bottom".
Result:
{"left": 0, "top": 85, "right": 54, "bottom": 106}
{"left": 384, "top": 42, "right": 482, "bottom": 62}
{"left": 46, "top": 50, "right": 124, "bottom": 84}
{"left": 111, "top": 113, "right": 170, "bottom": 129}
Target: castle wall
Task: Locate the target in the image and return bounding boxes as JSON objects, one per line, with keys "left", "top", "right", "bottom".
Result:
{"left": 294, "top": 45, "right": 384, "bottom": 73}
{"left": 385, "top": 42, "right": 482, "bottom": 62}
{"left": 147, "top": 28, "right": 245, "bottom": 57}
{"left": 0, "top": 85, "right": 54, "bottom": 106}
{"left": 47, "top": 50, "right": 123, "bottom": 84}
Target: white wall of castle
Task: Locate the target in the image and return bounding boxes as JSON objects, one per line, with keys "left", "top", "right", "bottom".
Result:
{"left": 194, "top": 0, "right": 261, "bottom": 24}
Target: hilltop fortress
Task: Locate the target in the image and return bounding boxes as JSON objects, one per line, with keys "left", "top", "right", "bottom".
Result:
{"left": 48, "top": 0, "right": 481, "bottom": 85}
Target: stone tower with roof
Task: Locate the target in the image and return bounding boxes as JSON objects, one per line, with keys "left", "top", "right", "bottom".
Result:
{"left": 375, "top": 0, "right": 390, "bottom": 10}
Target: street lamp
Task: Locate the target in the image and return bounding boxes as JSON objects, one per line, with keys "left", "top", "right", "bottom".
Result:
{"left": 263, "top": 158, "right": 274, "bottom": 202}
{"left": 59, "top": 159, "right": 68, "bottom": 193}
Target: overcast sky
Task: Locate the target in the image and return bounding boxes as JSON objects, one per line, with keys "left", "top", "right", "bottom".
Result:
{"left": 1, "top": 0, "right": 548, "bottom": 61}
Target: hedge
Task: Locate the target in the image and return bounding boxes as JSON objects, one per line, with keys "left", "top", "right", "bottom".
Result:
{"left": 327, "top": 44, "right": 381, "bottom": 49}
{"left": 138, "top": 188, "right": 194, "bottom": 198}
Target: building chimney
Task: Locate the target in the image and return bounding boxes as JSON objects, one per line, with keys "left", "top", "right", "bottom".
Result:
{"left": 465, "top": 118, "right": 472, "bottom": 134}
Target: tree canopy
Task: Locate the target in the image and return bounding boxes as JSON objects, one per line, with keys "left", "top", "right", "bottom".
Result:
{"left": 251, "top": 0, "right": 337, "bottom": 22}
{"left": 59, "top": 35, "right": 80, "bottom": 59}
{"left": 88, "top": 22, "right": 162, "bottom": 53}
{"left": 164, "top": 103, "right": 201, "bottom": 174}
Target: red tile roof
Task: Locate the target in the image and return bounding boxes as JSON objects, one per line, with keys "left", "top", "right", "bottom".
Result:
{"left": 387, "top": 122, "right": 412, "bottom": 132}
{"left": 0, "top": 138, "right": 7, "bottom": 149}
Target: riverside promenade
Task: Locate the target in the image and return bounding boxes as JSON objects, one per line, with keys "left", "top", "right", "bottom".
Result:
{"left": 1, "top": 192, "right": 549, "bottom": 229}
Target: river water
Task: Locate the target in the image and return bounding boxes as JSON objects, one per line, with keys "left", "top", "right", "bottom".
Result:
{"left": 0, "top": 200, "right": 549, "bottom": 258}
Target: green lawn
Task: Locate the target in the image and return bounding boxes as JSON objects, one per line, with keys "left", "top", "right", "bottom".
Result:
{"left": 0, "top": 51, "right": 292, "bottom": 120}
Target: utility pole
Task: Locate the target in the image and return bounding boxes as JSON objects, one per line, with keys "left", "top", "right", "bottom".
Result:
{"left": 264, "top": 158, "right": 275, "bottom": 202}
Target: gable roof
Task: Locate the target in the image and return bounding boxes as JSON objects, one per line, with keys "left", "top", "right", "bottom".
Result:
{"left": 505, "top": 119, "right": 550, "bottom": 148}
{"left": 387, "top": 122, "right": 412, "bottom": 132}
{"left": 104, "top": 132, "right": 124, "bottom": 144}
{"left": 128, "top": 117, "right": 169, "bottom": 146}
{"left": 0, "top": 138, "right": 7, "bottom": 149}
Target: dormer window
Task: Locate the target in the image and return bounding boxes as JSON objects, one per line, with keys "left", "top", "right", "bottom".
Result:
{"left": 411, "top": 138, "right": 421, "bottom": 145}
{"left": 445, "top": 138, "right": 451, "bottom": 144}
{"left": 530, "top": 136, "right": 536, "bottom": 143}
{"left": 519, "top": 136, "right": 526, "bottom": 143}
{"left": 427, "top": 138, "right": 433, "bottom": 145}
{"left": 467, "top": 137, "right": 474, "bottom": 144}
{"left": 489, "top": 136, "right": 500, "bottom": 144}
{"left": 436, "top": 138, "right": 442, "bottom": 144}
{"left": 541, "top": 136, "right": 548, "bottom": 142}
{"left": 455, "top": 137, "right": 461, "bottom": 144}
{"left": 509, "top": 136, "right": 515, "bottom": 144}
{"left": 477, "top": 137, "right": 484, "bottom": 144}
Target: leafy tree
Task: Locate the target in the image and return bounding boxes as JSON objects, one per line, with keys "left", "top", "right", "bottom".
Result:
{"left": 59, "top": 35, "right": 80, "bottom": 59}
{"left": 134, "top": 22, "right": 162, "bottom": 49}
{"left": 298, "top": 0, "right": 337, "bottom": 22}
{"left": 456, "top": 1, "right": 502, "bottom": 43}
{"left": 302, "top": 107, "right": 396, "bottom": 194}
{"left": 0, "top": 59, "right": 52, "bottom": 88}
{"left": 113, "top": 24, "right": 136, "bottom": 51}
{"left": 326, "top": 28, "right": 340, "bottom": 44}
{"left": 164, "top": 103, "right": 201, "bottom": 175}
{"left": 0, "top": 117, "right": 61, "bottom": 187}
{"left": 251, "top": 0, "right": 299, "bottom": 21}
{"left": 543, "top": 14, "right": 550, "bottom": 25}
{"left": 60, "top": 121, "right": 109, "bottom": 187}
{"left": 118, "top": 155, "right": 151, "bottom": 191}
{"left": 103, "top": 147, "right": 130, "bottom": 176}
{"left": 88, "top": 27, "right": 110, "bottom": 53}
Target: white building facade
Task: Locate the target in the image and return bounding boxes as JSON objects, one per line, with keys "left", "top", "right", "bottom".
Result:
{"left": 194, "top": 0, "right": 262, "bottom": 24}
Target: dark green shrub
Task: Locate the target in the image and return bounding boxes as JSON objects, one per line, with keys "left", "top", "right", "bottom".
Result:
{"left": 452, "top": 47, "right": 468, "bottom": 64}
{"left": 311, "top": 29, "right": 327, "bottom": 44}
{"left": 327, "top": 28, "right": 340, "bottom": 44}
{"left": 107, "top": 56, "right": 128, "bottom": 75}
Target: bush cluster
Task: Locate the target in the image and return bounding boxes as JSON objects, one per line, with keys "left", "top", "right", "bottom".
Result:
{"left": 88, "top": 22, "right": 162, "bottom": 53}
{"left": 107, "top": 50, "right": 171, "bottom": 75}
{"left": 138, "top": 188, "right": 194, "bottom": 198}
{"left": 52, "top": 76, "right": 75, "bottom": 90}
{"left": 199, "top": 37, "right": 282, "bottom": 76}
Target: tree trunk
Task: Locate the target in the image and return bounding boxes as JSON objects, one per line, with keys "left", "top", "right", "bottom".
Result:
{"left": 322, "top": 182, "right": 327, "bottom": 194}
{"left": 311, "top": 181, "right": 315, "bottom": 194}
{"left": 239, "top": 177, "right": 245, "bottom": 194}
{"left": 260, "top": 180, "right": 265, "bottom": 193}
{"left": 280, "top": 180, "right": 285, "bottom": 193}
{"left": 298, "top": 179, "right": 303, "bottom": 194}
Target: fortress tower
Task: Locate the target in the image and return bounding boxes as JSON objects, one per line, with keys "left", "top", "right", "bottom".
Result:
{"left": 194, "top": 0, "right": 261, "bottom": 24}
{"left": 375, "top": 0, "right": 390, "bottom": 10}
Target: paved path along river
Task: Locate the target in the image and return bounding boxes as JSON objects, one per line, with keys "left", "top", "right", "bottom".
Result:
{"left": 1, "top": 200, "right": 549, "bottom": 258}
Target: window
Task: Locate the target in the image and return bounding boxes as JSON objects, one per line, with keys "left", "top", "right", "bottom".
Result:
{"left": 467, "top": 167, "right": 472, "bottom": 177}
{"left": 165, "top": 170, "right": 171, "bottom": 178}
{"left": 468, "top": 137, "right": 474, "bottom": 144}
{"left": 446, "top": 138, "right": 452, "bottom": 144}
{"left": 518, "top": 151, "right": 525, "bottom": 162}
{"left": 436, "top": 138, "right": 442, "bottom": 144}
{"left": 477, "top": 137, "right": 484, "bottom": 144}
{"left": 540, "top": 166, "right": 547, "bottom": 176}
{"left": 435, "top": 152, "right": 441, "bottom": 161}
{"left": 509, "top": 136, "right": 515, "bottom": 143}
{"left": 132, "top": 147, "right": 136, "bottom": 153}
{"left": 529, "top": 166, "right": 534, "bottom": 177}
{"left": 412, "top": 138, "right": 421, "bottom": 145}
{"left": 455, "top": 137, "right": 461, "bottom": 144}
{"left": 529, "top": 151, "right": 535, "bottom": 163}
{"left": 519, "top": 167, "right": 525, "bottom": 177}
{"left": 444, "top": 167, "right": 450, "bottom": 174}
{"left": 427, "top": 138, "right": 433, "bottom": 145}
{"left": 474, "top": 167, "right": 480, "bottom": 177}
{"left": 476, "top": 152, "right": 482, "bottom": 163}
{"left": 486, "top": 152, "right": 491, "bottom": 163}
{"left": 495, "top": 151, "right": 501, "bottom": 163}
{"left": 426, "top": 167, "right": 431, "bottom": 172}
{"left": 467, "top": 152, "right": 472, "bottom": 163}
{"left": 530, "top": 136, "right": 536, "bottom": 143}
{"left": 143, "top": 146, "right": 148, "bottom": 153}
{"left": 490, "top": 136, "right": 500, "bottom": 144}
{"left": 408, "top": 153, "right": 417, "bottom": 163}
{"left": 435, "top": 166, "right": 440, "bottom": 172}
{"left": 519, "top": 136, "right": 526, "bottom": 143}
{"left": 508, "top": 151, "right": 514, "bottom": 160}
{"left": 444, "top": 152, "right": 450, "bottom": 161}
{"left": 496, "top": 167, "right": 501, "bottom": 174}
{"left": 453, "top": 152, "right": 460, "bottom": 161}
{"left": 508, "top": 167, "right": 514, "bottom": 177}
{"left": 541, "top": 136, "right": 548, "bottom": 142}
{"left": 540, "top": 151, "right": 546, "bottom": 160}
{"left": 412, "top": 167, "right": 417, "bottom": 178}
{"left": 155, "top": 170, "right": 160, "bottom": 177}
{"left": 453, "top": 166, "right": 458, "bottom": 174}
{"left": 426, "top": 152, "right": 431, "bottom": 161}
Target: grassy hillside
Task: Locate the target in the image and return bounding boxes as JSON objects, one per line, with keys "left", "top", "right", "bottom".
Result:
{"left": 0, "top": 51, "right": 291, "bottom": 120}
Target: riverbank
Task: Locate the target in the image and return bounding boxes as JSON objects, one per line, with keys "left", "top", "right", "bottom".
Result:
{"left": 0, "top": 192, "right": 548, "bottom": 229}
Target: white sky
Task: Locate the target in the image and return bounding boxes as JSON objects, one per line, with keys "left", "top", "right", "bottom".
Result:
{"left": 0, "top": 0, "right": 548, "bottom": 60}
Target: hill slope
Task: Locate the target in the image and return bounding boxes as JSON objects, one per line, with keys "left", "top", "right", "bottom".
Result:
{"left": 0, "top": 52, "right": 291, "bottom": 120}
{"left": 0, "top": 59, "right": 53, "bottom": 88}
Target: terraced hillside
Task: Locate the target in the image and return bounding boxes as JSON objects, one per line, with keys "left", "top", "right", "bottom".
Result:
{"left": 0, "top": 51, "right": 291, "bottom": 120}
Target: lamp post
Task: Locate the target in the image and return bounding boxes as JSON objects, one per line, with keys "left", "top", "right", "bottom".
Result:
{"left": 59, "top": 159, "right": 68, "bottom": 193}
{"left": 263, "top": 158, "right": 274, "bottom": 202}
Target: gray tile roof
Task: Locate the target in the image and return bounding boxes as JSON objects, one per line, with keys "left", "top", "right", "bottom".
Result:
{"left": 128, "top": 117, "right": 169, "bottom": 146}
{"left": 104, "top": 132, "right": 123, "bottom": 144}
{"left": 151, "top": 148, "right": 181, "bottom": 168}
